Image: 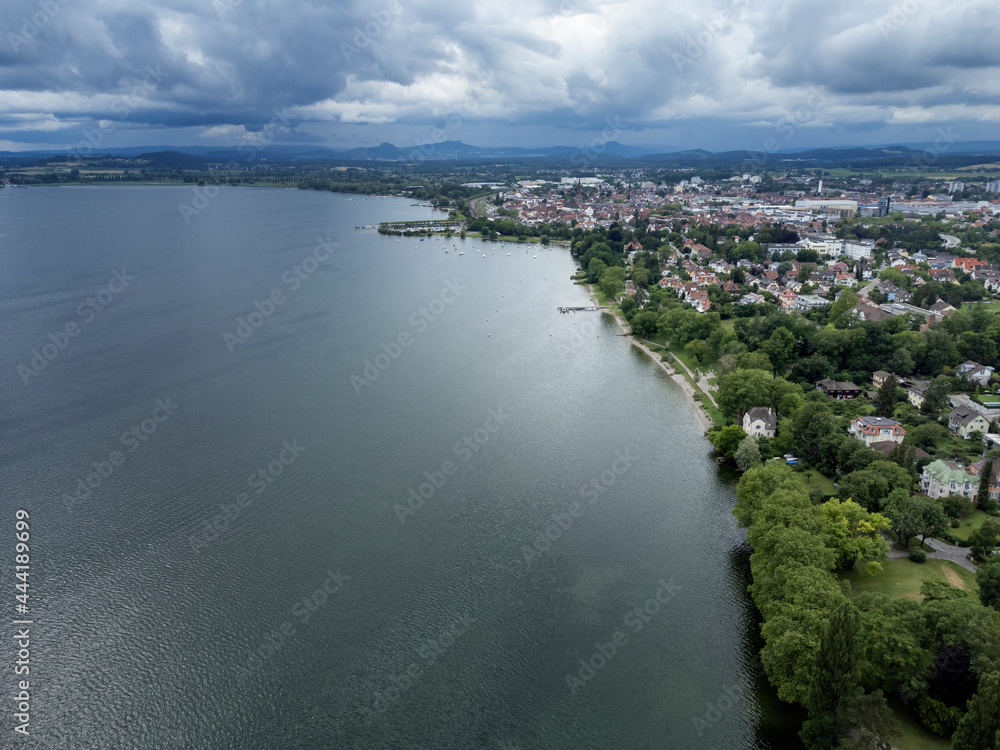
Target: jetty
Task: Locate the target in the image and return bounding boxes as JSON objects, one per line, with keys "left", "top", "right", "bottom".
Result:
{"left": 558, "top": 306, "right": 601, "bottom": 313}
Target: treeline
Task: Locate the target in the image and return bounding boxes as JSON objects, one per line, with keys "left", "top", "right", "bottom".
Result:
{"left": 736, "top": 462, "right": 1000, "bottom": 748}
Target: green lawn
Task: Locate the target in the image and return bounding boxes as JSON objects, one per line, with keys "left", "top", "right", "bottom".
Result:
{"left": 947, "top": 509, "right": 993, "bottom": 543}
{"left": 795, "top": 469, "right": 837, "bottom": 498}
{"left": 667, "top": 345, "right": 705, "bottom": 376}
{"left": 841, "top": 558, "right": 977, "bottom": 600}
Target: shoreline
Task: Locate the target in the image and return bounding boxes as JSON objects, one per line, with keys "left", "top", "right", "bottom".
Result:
{"left": 583, "top": 285, "right": 715, "bottom": 433}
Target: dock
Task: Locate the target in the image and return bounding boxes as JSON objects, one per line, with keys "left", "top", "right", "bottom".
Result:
{"left": 558, "top": 306, "right": 601, "bottom": 313}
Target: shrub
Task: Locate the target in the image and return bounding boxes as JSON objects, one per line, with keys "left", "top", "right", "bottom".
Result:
{"left": 951, "top": 519, "right": 961, "bottom": 528}
{"left": 916, "top": 696, "right": 964, "bottom": 736}
{"left": 909, "top": 548, "right": 927, "bottom": 563}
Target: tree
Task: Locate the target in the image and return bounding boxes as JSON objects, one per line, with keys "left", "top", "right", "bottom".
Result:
{"left": 710, "top": 425, "right": 746, "bottom": 459}
{"left": 922, "top": 375, "right": 952, "bottom": 416}
{"left": 952, "top": 672, "right": 1000, "bottom": 750}
{"left": 762, "top": 326, "right": 797, "bottom": 375}
{"left": 828, "top": 289, "right": 858, "bottom": 323}
{"left": 837, "top": 460, "right": 914, "bottom": 512}
{"left": 738, "top": 350, "right": 772, "bottom": 372}
{"left": 799, "top": 601, "right": 866, "bottom": 749}
{"left": 793, "top": 402, "right": 840, "bottom": 468}
{"left": 600, "top": 266, "right": 626, "bottom": 299}
{"left": 717, "top": 368, "right": 776, "bottom": 421}
{"left": 919, "top": 500, "right": 950, "bottom": 544}
{"left": 885, "top": 494, "right": 927, "bottom": 549}
{"left": 970, "top": 520, "right": 1000, "bottom": 562}
{"left": 587, "top": 257, "right": 608, "bottom": 283}
{"left": 735, "top": 435, "right": 763, "bottom": 472}
{"left": 821, "top": 498, "right": 891, "bottom": 573}
{"left": 685, "top": 339, "right": 713, "bottom": 365}
{"left": 976, "top": 559, "right": 1000, "bottom": 611}
{"left": 631, "top": 266, "right": 650, "bottom": 289}
{"left": 888, "top": 348, "right": 915, "bottom": 376}
{"left": 873, "top": 374, "right": 899, "bottom": 418}
{"left": 978, "top": 460, "right": 995, "bottom": 511}
{"left": 906, "top": 422, "right": 947, "bottom": 451}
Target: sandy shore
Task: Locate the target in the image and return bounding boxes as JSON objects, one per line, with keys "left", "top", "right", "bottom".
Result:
{"left": 587, "top": 288, "right": 715, "bottom": 433}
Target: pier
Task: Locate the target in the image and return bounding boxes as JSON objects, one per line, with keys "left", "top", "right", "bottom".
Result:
{"left": 558, "top": 306, "right": 601, "bottom": 313}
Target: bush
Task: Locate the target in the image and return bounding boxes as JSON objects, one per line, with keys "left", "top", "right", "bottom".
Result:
{"left": 909, "top": 548, "right": 927, "bottom": 563}
{"left": 951, "top": 519, "right": 961, "bottom": 528}
{"left": 917, "top": 696, "right": 965, "bottom": 736}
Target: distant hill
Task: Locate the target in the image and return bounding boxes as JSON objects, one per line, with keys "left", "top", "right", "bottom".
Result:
{"left": 3, "top": 139, "right": 999, "bottom": 166}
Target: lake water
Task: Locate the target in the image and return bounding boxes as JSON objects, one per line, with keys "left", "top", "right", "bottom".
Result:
{"left": 0, "top": 186, "right": 800, "bottom": 748}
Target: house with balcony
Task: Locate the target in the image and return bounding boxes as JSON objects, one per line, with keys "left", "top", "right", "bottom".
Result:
{"left": 849, "top": 416, "right": 906, "bottom": 446}
{"left": 921, "top": 460, "right": 979, "bottom": 499}
{"left": 817, "top": 378, "right": 863, "bottom": 399}
{"left": 948, "top": 406, "right": 991, "bottom": 439}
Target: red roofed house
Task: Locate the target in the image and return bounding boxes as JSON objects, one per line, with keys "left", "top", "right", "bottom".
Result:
{"left": 849, "top": 416, "right": 907, "bottom": 446}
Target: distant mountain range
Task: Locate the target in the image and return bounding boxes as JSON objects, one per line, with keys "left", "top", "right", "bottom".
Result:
{"left": 3, "top": 139, "right": 1000, "bottom": 165}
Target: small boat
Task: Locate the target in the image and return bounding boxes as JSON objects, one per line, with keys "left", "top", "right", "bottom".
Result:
{"left": 458, "top": 252, "right": 464, "bottom": 256}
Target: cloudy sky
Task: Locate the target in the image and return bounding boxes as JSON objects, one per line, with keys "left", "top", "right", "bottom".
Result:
{"left": 1, "top": 0, "right": 999, "bottom": 153}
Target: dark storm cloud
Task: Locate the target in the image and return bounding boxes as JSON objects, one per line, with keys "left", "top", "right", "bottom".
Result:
{"left": 0, "top": 0, "right": 998, "bottom": 150}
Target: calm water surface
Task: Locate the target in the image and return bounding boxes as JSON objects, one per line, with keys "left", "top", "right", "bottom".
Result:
{"left": 0, "top": 186, "right": 800, "bottom": 748}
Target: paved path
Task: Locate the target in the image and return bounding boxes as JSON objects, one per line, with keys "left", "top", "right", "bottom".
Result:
{"left": 664, "top": 352, "right": 720, "bottom": 408}
{"left": 887, "top": 538, "right": 976, "bottom": 573}
{"left": 926, "top": 538, "right": 976, "bottom": 572}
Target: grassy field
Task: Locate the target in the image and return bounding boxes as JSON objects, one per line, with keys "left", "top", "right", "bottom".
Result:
{"left": 795, "top": 469, "right": 838, "bottom": 497}
{"left": 841, "top": 558, "right": 977, "bottom": 600}
{"left": 947, "top": 509, "right": 993, "bottom": 543}
{"left": 668, "top": 345, "right": 705, "bottom": 376}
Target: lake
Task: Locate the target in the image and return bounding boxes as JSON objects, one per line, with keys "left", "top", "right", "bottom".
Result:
{"left": 0, "top": 186, "right": 799, "bottom": 748}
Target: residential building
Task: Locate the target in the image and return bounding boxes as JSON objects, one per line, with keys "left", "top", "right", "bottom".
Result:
{"left": 948, "top": 406, "right": 991, "bottom": 439}
{"left": 794, "top": 294, "right": 828, "bottom": 312}
{"left": 816, "top": 378, "right": 863, "bottom": 399}
{"left": 956, "top": 361, "right": 995, "bottom": 386}
{"left": 742, "top": 407, "right": 777, "bottom": 439}
{"left": 907, "top": 379, "right": 930, "bottom": 408}
{"left": 920, "top": 460, "right": 978, "bottom": 499}
{"left": 872, "top": 370, "right": 891, "bottom": 389}
{"left": 849, "top": 416, "right": 907, "bottom": 446}
{"left": 969, "top": 458, "right": 1000, "bottom": 500}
